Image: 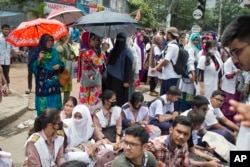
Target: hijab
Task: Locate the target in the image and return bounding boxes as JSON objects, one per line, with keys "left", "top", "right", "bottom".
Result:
{"left": 149, "top": 35, "right": 162, "bottom": 67}
{"left": 108, "top": 32, "right": 128, "bottom": 65}
{"left": 80, "top": 32, "right": 96, "bottom": 50}
{"left": 38, "top": 34, "right": 54, "bottom": 53}
{"left": 63, "top": 105, "right": 94, "bottom": 148}
{"left": 186, "top": 33, "right": 202, "bottom": 56}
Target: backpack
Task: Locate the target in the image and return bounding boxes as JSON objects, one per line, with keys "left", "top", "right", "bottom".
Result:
{"left": 95, "top": 144, "right": 115, "bottom": 167}
{"left": 147, "top": 97, "right": 165, "bottom": 108}
{"left": 170, "top": 42, "right": 189, "bottom": 78}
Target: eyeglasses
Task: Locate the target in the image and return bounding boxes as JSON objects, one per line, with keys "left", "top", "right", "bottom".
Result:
{"left": 121, "top": 140, "right": 141, "bottom": 149}
{"left": 214, "top": 97, "right": 224, "bottom": 103}
{"left": 229, "top": 43, "right": 250, "bottom": 59}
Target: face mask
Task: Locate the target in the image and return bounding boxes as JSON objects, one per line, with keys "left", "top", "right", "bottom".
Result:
{"left": 110, "top": 101, "right": 117, "bottom": 107}
{"left": 208, "top": 49, "right": 216, "bottom": 55}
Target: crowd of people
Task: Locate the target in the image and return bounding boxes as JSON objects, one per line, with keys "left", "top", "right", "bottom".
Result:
{"left": 1, "top": 15, "right": 250, "bottom": 167}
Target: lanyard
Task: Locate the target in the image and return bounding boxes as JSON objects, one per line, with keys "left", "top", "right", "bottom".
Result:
{"left": 128, "top": 152, "right": 148, "bottom": 167}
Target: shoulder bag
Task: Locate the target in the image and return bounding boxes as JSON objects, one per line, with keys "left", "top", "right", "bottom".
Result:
{"left": 81, "top": 63, "right": 101, "bottom": 87}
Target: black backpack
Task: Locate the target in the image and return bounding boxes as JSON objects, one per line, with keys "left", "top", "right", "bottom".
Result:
{"left": 170, "top": 43, "right": 189, "bottom": 78}
{"left": 146, "top": 97, "right": 165, "bottom": 108}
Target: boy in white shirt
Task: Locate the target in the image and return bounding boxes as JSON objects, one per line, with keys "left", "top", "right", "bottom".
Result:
{"left": 149, "top": 86, "right": 180, "bottom": 133}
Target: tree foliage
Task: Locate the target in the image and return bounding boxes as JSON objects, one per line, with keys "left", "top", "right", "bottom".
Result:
{"left": 209, "top": 0, "right": 250, "bottom": 32}
{"left": 127, "top": 0, "right": 158, "bottom": 28}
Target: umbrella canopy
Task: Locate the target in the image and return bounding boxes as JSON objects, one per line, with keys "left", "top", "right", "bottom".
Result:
{"left": 47, "top": 6, "right": 84, "bottom": 26}
{"left": 74, "top": 11, "right": 138, "bottom": 38}
{"left": 6, "top": 18, "right": 68, "bottom": 47}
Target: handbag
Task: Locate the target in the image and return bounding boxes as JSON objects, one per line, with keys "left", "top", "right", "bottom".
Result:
{"left": 58, "top": 69, "right": 70, "bottom": 87}
{"left": 102, "top": 126, "right": 116, "bottom": 143}
{"left": 94, "top": 143, "right": 115, "bottom": 167}
{"left": 81, "top": 63, "right": 101, "bottom": 87}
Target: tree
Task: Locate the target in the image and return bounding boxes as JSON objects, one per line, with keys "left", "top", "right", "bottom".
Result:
{"left": 171, "top": 0, "right": 197, "bottom": 30}
{"left": 127, "top": 0, "right": 158, "bottom": 28}
{"left": 209, "top": 0, "right": 250, "bottom": 33}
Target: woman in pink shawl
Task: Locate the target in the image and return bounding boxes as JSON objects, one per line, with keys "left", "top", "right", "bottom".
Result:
{"left": 77, "top": 32, "right": 104, "bottom": 113}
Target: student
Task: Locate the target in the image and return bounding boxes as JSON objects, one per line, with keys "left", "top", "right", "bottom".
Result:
{"left": 122, "top": 92, "right": 161, "bottom": 140}
{"left": 148, "top": 86, "right": 180, "bottom": 132}
{"left": 186, "top": 110, "right": 222, "bottom": 167}
{"left": 203, "top": 90, "right": 239, "bottom": 144}
{"left": 63, "top": 105, "right": 96, "bottom": 164}
{"left": 112, "top": 124, "right": 157, "bottom": 167}
{"left": 148, "top": 116, "right": 192, "bottom": 166}
{"left": 93, "top": 90, "right": 122, "bottom": 151}
{"left": 221, "top": 15, "right": 250, "bottom": 150}
{"left": 24, "top": 108, "right": 65, "bottom": 166}
{"left": 60, "top": 96, "right": 78, "bottom": 120}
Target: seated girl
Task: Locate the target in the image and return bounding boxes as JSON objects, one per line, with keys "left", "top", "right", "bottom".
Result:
{"left": 60, "top": 96, "right": 78, "bottom": 120}
{"left": 93, "top": 90, "right": 122, "bottom": 151}
{"left": 122, "top": 92, "right": 161, "bottom": 140}
{"left": 63, "top": 104, "right": 96, "bottom": 164}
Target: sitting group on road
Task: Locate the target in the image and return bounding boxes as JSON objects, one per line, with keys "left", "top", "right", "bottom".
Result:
{"left": 4, "top": 15, "right": 250, "bottom": 167}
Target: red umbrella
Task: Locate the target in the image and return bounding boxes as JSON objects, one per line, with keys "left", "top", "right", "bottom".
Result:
{"left": 47, "top": 6, "right": 84, "bottom": 26}
{"left": 6, "top": 18, "right": 68, "bottom": 47}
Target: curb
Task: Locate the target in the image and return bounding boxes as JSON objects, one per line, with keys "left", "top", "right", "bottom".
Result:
{"left": 0, "top": 90, "right": 29, "bottom": 128}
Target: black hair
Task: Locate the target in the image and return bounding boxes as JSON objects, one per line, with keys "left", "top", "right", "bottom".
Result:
{"left": 222, "top": 15, "right": 250, "bottom": 47}
{"left": 211, "top": 90, "right": 225, "bottom": 98}
{"left": 63, "top": 96, "right": 78, "bottom": 106}
{"left": 191, "top": 95, "right": 209, "bottom": 108}
{"left": 187, "top": 110, "right": 205, "bottom": 125}
{"left": 28, "top": 108, "right": 60, "bottom": 137}
{"left": 129, "top": 92, "right": 144, "bottom": 106}
{"left": 152, "top": 28, "right": 157, "bottom": 33}
{"left": 1, "top": 24, "right": 10, "bottom": 29}
{"left": 99, "top": 89, "right": 116, "bottom": 104}
{"left": 172, "top": 115, "right": 192, "bottom": 128}
{"left": 60, "top": 160, "right": 87, "bottom": 167}
{"left": 167, "top": 86, "right": 181, "bottom": 96}
{"left": 159, "top": 30, "right": 165, "bottom": 35}
{"left": 204, "top": 40, "right": 217, "bottom": 66}
{"left": 125, "top": 124, "right": 149, "bottom": 145}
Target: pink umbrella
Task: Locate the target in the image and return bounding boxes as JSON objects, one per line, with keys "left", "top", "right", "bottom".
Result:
{"left": 47, "top": 6, "right": 84, "bottom": 26}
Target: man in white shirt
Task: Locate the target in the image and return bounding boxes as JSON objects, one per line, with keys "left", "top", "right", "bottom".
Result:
{"left": 203, "top": 90, "right": 239, "bottom": 144}
{"left": 148, "top": 86, "right": 180, "bottom": 133}
{"left": 151, "top": 27, "right": 181, "bottom": 96}
{"left": 0, "top": 24, "right": 14, "bottom": 93}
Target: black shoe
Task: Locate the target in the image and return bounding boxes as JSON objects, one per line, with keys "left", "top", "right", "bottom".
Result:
{"left": 25, "top": 89, "right": 31, "bottom": 94}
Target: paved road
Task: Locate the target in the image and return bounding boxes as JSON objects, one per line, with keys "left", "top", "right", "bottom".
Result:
{"left": 0, "top": 62, "right": 155, "bottom": 166}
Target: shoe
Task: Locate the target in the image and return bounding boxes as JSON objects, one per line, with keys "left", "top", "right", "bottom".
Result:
{"left": 153, "top": 90, "right": 159, "bottom": 94}
{"left": 149, "top": 92, "right": 158, "bottom": 97}
{"left": 25, "top": 89, "right": 31, "bottom": 94}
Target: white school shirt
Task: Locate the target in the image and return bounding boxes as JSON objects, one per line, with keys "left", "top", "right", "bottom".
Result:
{"left": 148, "top": 95, "right": 174, "bottom": 119}
{"left": 196, "top": 56, "right": 221, "bottom": 99}
{"left": 221, "top": 57, "right": 238, "bottom": 94}
{"left": 203, "top": 103, "right": 224, "bottom": 130}
{"left": 161, "top": 40, "right": 181, "bottom": 80}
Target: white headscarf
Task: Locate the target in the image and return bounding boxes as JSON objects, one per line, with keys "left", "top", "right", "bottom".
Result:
{"left": 63, "top": 105, "right": 94, "bottom": 148}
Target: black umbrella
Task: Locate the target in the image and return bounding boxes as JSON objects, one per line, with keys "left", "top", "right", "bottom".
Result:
{"left": 74, "top": 11, "right": 138, "bottom": 38}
